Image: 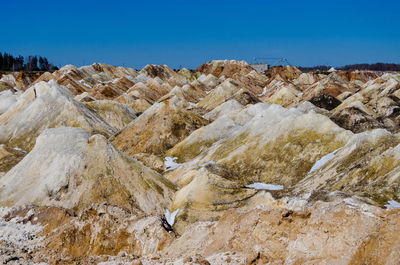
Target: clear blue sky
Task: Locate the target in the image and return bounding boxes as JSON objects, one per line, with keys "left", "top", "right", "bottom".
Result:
{"left": 2, "top": 0, "right": 400, "bottom": 69}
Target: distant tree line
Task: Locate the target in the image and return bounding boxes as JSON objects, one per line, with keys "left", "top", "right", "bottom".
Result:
{"left": 298, "top": 65, "right": 331, "bottom": 72}
{"left": 0, "top": 52, "right": 58, "bottom": 72}
{"left": 339, "top": 63, "right": 400, "bottom": 72}
{"left": 298, "top": 63, "right": 400, "bottom": 72}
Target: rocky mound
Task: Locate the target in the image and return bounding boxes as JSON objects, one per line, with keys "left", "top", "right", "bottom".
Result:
{"left": 165, "top": 103, "right": 352, "bottom": 224}
{"left": 1, "top": 61, "right": 400, "bottom": 264}
{"left": 2, "top": 195, "right": 399, "bottom": 264}
{"left": 0, "top": 72, "right": 42, "bottom": 92}
{"left": 330, "top": 73, "right": 400, "bottom": 133}
{"left": 112, "top": 96, "right": 208, "bottom": 157}
{"left": 158, "top": 198, "right": 400, "bottom": 264}
{"left": 140, "top": 64, "right": 177, "bottom": 81}
{"left": 197, "top": 78, "right": 247, "bottom": 110}
{"left": 0, "top": 127, "right": 176, "bottom": 215}
{"left": 0, "top": 80, "right": 116, "bottom": 152}
{"left": 294, "top": 129, "right": 400, "bottom": 205}
{"left": 31, "top": 63, "right": 139, "bottom": 100}
{"left": 196, "top": 60, "right": 254, "bottom": 78}
{"left": 85, "top": 100, "right": 138, "bottom": 130}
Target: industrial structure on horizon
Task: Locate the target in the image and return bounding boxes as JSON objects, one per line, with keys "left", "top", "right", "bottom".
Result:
{"left": 250, "top": 57, "right": 291, "bottom": 71}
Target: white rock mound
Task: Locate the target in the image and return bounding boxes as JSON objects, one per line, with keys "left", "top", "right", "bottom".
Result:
{"left": 0, "top": 80, "right": 116, "bottom": 151}
{"left": 0, "top": 127, "right": 176, "bottom": 215}
{"left": 0, "top": 90, "right": 18, "bottom": 115}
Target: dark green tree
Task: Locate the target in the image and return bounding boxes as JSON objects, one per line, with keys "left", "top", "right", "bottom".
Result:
{"left": 0, "top": 53, "right": 3, "bottom": 70}
{"left": 39, "top": 57, "right": 44, "bottom": 70}
{"left": 32, "top": 56, "right": 38, "bottom": 71}
{"left": 39, "top": 56, "right": 50, "bottom": 71}
{"left": 15, "top": 55, "right": 24, "bottom": 71}
{"left": 25, "top": 56, "right": 32, "bottom": 71}
{"left": 3, "top": 53, "right": 10, "bottom": 70}
{"left": 43, "top": 57, "right": 49, "bottom": 70}
{"left": 10, "top": 55, "right": 15, "bottom": 71}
